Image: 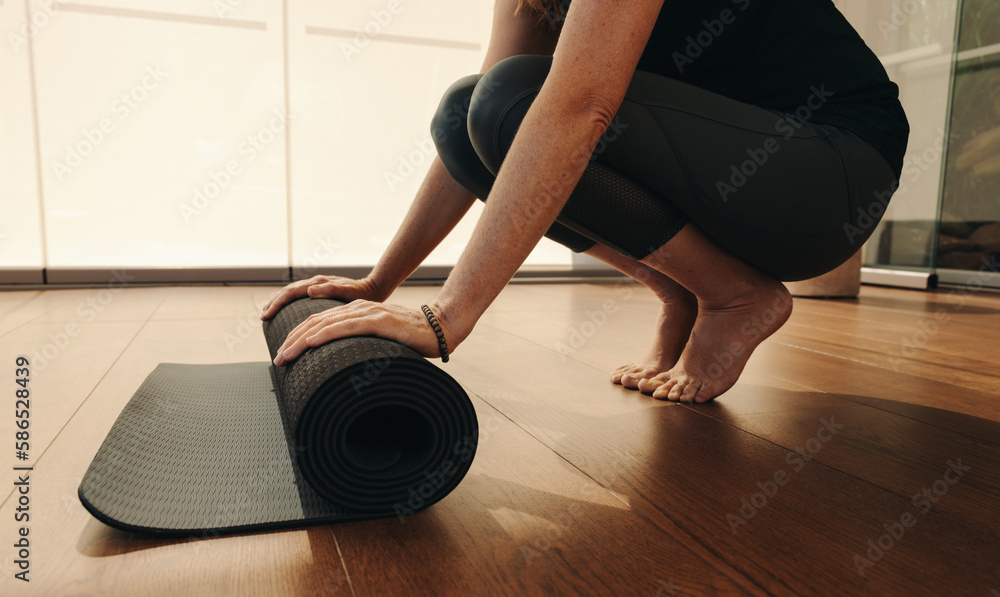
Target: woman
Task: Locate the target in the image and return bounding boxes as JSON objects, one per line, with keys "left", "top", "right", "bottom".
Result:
{"left": 263, "top": 0, "right": 908, "bottom": 403}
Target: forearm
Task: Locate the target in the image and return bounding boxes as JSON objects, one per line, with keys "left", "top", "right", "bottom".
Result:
{"left": 427, "top": 0, "right": 663, "bottom": 351}
{"left": 366, "top": 157, "right": 476, "bottom": 298}
{"left": 367, "top": 1, "right": 559, "bottom": 300}
{"left": 432, "top": 91, "right": 608, "bottom": 345}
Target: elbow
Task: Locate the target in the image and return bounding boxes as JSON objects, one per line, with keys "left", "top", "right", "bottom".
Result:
{"left": 575, "top": 92, "right": 621, "bottom": 148}
{"left": 580, "top": 92, "right": 619, "bottom": 132}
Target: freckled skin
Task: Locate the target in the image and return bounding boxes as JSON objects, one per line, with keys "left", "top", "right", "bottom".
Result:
{"left": 264, "top": 0, "right": 793, "bottom": 402}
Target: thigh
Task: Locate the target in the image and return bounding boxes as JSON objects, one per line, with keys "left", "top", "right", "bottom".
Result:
{"left": 473, "top": 55, "right": 897, "bottom": 279}
{"left": 612, "top": 85, "right": 896, "bottom": 279}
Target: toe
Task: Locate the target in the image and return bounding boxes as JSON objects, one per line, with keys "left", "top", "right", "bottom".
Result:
{"left": 666, "top": 378, "right": 687, "bottom": 401}
{"left": 637, "top": 372, "right": 668, "bottom": 394}
{"left": 651, "top": 377, "right": 677, "bottom": 401}
{"left": 622, "top": 367, "right": 651, "bottom": 389}
{"left": 612, "top": 365, "right": 637, "bottom": 386}
{"left": 679, "top": 380, "right": 701, "bottom": 403}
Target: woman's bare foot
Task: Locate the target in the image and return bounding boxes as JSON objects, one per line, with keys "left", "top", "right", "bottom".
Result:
{"left": 611, "top": 294, "right": 697, "bottom": 389}
{"left": 580, "top": 244, "right": 699, "bottom": 390}
{"left": 626, "top": 224, "right": 797, "bottom": 403}
{"left": 639, "top": 276, "right": 792, "bottom": 403}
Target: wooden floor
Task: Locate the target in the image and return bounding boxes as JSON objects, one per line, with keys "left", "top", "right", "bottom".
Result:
{"left": 1, "top": 281, "right": 999, "bottom": 596}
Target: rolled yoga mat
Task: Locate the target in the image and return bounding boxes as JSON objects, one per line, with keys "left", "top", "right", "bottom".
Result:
{"left": 78, "top": 297, "right": 478, "bottom": 536}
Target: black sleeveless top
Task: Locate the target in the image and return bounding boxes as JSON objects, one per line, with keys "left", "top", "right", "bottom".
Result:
{"left": 549, "top": 0, "right": 910, "bottom": 179}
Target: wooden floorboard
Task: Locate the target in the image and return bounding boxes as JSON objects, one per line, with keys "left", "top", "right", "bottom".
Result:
{"left": 1, "top": 283, "right": 999, "bottom": 596}
{"left": 444, "top": 322, "right": 1000, "bottom": 596}
{"left": 335, "top": 395, "right": 747, "bottom": 597}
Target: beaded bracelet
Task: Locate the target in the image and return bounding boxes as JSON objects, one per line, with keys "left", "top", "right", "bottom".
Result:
{"left": 420, "top": 304, "right": 450, "bottom": 363}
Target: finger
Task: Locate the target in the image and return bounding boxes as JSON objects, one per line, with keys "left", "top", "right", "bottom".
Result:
{"left": 276, "top": 312, "right": 359, "bottom": 365}
{"left": 274, "top": 326, "right": 318, "bottom": 365}
{"left": 308, "top": 282, "right": 359, "bottom": 301}
{"left": 261, "top": 288, "right": 295, "bottom": 320}
{"left": 261, "top": 282, "right": 312, "bottom": 320}
{"left": 307, "top": 283, "right": 338, "bottom": 298}
{"left": 302, "top": 316, "right": 368, "bottom": 350}
{"left": 274, "top": 303, "right": 362, "bottom": 365}
{"left": 276, "top": 312, "right": 331, "bottom": 360}
{"left": 265, "top": 275, "right": 332, "bottom": 319}
{"left": 260, "top": 291, "right": 281, "bottom": 319}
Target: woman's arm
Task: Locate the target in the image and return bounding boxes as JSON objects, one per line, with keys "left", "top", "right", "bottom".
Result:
{"left": 273, "top": 0, "right": 663, "bottom": 364}
{"left": 431, "top": 0, "right": 664, "bottom": 347}
{"left": 263, "top": 1, "right": 558, "bottom": 320}
{"left": 364, "top": 0, "right": 561, "bottom": 295}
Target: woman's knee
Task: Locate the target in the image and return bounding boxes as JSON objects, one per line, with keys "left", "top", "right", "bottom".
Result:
{"left": 431, "top": 74, "right": 480, "bottom": 154}
{"left": 468, "top": 55, "right": 553, "bottom": 172}
{"left": 430, "top": 74, "right": 498, "bottom": 199}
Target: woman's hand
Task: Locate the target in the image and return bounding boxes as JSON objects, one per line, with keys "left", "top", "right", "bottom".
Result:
{"left": 271, "top": 300, "right": 453, "bottom": 366}
{"left": 260, "top": 275, "right": 385, "bottom": 321}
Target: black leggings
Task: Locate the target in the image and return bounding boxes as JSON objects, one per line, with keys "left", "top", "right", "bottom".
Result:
{"left": 431, "top": 55, "right": 899, "bottom": 281}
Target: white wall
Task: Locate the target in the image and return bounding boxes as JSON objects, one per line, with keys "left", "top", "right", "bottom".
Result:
{"left": 0, "top": 0, "right": 573, "bottom": 280}
{"left": 0, "top": 0, "right": 46, "bottom": 271}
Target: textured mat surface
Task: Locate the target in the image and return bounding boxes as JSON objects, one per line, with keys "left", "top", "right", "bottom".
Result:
{"left": 78, "top": 298, "right": 478, "bottom": 535}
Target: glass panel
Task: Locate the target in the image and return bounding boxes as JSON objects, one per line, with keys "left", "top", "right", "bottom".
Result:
{"left": 34, "top": 4, "right": 288, "bottom": 267}
{"left": 836, "top": 0, "right": 961, "bottom": 272}
{"left": 937, "top": 0, "right": 1000, "bottom": 276}
{"left": 0, "top": 0, "right": 45, "bottom": 271}
{"left": 287, "top": 1, "right": 572, "bottom": 269}
{"left": 955, "top": 0, "right": 1000, "bottom": 51}
{"left": 21, "top": 1, "right": 571, "bottom": 273}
